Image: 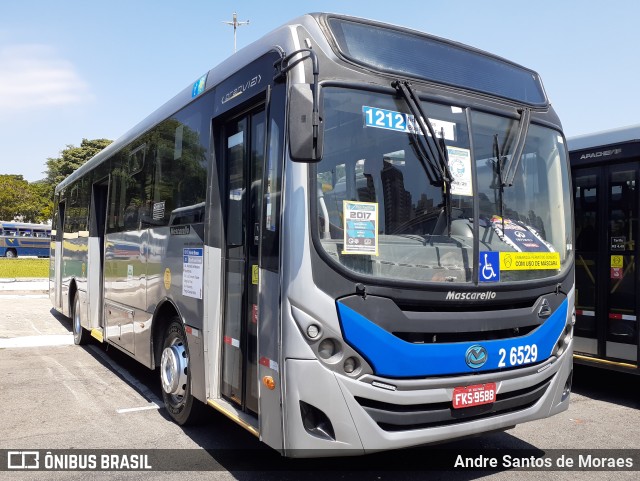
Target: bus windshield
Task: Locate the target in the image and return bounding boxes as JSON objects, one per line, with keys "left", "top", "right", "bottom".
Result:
{"left": 314, "top": 87, "right": 573, "bottom": 284}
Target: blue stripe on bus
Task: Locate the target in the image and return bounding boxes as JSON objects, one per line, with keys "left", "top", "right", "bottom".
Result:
{"left": 336, "top": 298, "right": 568, "bottom": 378}
{"left": 4, "top": 239, "right": 48, "bottom": 247}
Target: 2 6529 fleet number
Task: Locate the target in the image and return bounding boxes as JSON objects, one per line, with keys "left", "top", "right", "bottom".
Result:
{"left": 498, "top": 344, "right": 538, "bottom": 367}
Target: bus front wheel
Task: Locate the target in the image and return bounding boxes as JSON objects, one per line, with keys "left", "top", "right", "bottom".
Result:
{"left": 160, "top": 320, "right": 205, "bottom": 425}
{"left": 5, "top": 249, "right": 16, "bottom": 258}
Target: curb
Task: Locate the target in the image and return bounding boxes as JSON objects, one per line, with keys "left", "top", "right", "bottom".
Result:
{"left": 0, "top": 279, "right": 49, "bottom": 293}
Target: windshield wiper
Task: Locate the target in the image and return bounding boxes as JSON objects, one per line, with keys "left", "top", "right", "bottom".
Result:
{"left": 490, "top": 108, "right": 531, "bottom": 231}
{"left": 392, "top": 80, "right": 453, "bottom": 235}
{"left": 392, "top": 80, "right": 452, "bottom": 184}
{"left": 502, "top": 108, "right": 531, "bottom": 187}
{"left": 492, "top": 134, "right": 506, "bottom": 231}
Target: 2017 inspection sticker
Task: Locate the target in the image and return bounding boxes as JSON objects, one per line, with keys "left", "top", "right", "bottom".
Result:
{"left": 499, "top": 252, "right": 561, "bottom": 271}
{"left": 342, "top": 200, "right": 378, "bottom": 256}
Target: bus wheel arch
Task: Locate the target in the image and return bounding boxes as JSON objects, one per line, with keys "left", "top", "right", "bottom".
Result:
{"left": 152, "top": 301, "right": 205, "bottom": 425}
{"left": 71, "top": 289, "right": 90, "bottom": 345}
{"left": 152, "top": 299, "right": 181, "bottom": 368}
{"left": 5, "top": 248, "right": 17, "bottom": 258}
{"left": 68, "top": 279, "right": 78, "bottom": 319}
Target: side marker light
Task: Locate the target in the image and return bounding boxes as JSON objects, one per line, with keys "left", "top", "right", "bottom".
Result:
{"left": 262, "top": 376, "right": 276, "bottom": 390}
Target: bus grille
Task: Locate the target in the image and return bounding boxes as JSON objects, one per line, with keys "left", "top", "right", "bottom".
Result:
{"left": 392, "top": 324, "right": 538, "bottom": 344}
{"left": 355, "top": 375, "right": 554, "bottom": 432}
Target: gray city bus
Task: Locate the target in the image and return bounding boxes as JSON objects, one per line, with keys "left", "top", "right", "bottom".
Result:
{"left": 569, "top": 125, "right": 640, "bottom": 374}
{"left": 50, "top": 13, "right": 575, "bottom": 456}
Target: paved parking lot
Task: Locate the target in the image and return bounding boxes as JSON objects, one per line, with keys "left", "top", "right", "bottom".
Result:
{"left": 1, "top": 290, "right": 639, "bottom": 480}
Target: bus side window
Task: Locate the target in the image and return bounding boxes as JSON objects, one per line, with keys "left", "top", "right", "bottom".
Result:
{"left": 149, "top": 111, "right": 207, "bottom": 228}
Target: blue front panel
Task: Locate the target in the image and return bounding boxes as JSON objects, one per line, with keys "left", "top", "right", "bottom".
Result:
{"left": 337, "top": 299, "right": 568, "bottom": 378}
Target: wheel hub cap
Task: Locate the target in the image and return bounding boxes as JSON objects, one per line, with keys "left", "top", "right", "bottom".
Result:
{"left": 160, "top": 343, "right": 187, "bottom": 397}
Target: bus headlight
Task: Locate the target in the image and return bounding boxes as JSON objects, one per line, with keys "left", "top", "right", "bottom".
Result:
{"left": 315, "top": 337, "right": 368, "bottom": 376}
{"left": 553, "top": 308, "right": 574, "bottom": 358}
{"left": 318, "top": 338, "right": 339, "bottom": 360}
{"left": 343, "top": 357, "right": 361, "bottom": 375}
{"left": 290, "top": 304, "right": 372, "bottom": 377}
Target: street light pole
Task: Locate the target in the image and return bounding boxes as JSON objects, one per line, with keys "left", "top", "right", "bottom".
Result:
{"left": 222, "top": 12, "right": 249, "bottom": 53}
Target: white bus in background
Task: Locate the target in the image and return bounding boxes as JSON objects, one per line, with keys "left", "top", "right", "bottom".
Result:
{"left": 569, "top": 125, "right": 640, "bottom": 375}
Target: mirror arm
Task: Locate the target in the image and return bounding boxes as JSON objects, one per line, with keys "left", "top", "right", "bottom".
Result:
{"left": 275, "top": 48, "right": 322, "bottom": 160}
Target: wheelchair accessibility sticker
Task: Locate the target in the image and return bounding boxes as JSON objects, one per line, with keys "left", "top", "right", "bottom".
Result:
{"left": 479, "top": 251, "right": 500, "bottom": 282}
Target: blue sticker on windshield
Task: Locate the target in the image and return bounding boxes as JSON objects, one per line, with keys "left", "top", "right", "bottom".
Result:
{"left": 479, "top": 251, "right": 500, "bottom": 282}
{"left": 363, "top": 106, "right": 414, "bottom": 133}
{"left": 362, "top": 106, "right": 457, "bottom": 140}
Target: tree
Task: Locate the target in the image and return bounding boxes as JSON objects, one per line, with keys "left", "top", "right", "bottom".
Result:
{"left": 0, "top": 175, "right": 52, "bottom": 222}
{"left": 44, "top": 138, "right": 112, "bottom": 196}
{"left": 0, "top": 175, "right": 29, "bottom": 221}
{"left": 25, "top": 181, "right": 54, "bottom": 222}
{"left": 0, "top": 138, "right": 112, "bottom": 223}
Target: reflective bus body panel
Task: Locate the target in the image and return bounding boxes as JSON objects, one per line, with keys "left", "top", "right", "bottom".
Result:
{"left": 49, "top": 13, "right": 575, "bottom": 456}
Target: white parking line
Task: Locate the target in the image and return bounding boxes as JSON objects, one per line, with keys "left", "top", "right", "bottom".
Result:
{"left": 87, "top": 344, "right": 164, "bottom": 411}
{"left": 0, "top": 334, "right": 73, "bottom": 349}
{"left": 116, "top": 403, "right": 162, "bottom": 414}
{"left": 0, "top": 294, "right": 48, "bottom": 299}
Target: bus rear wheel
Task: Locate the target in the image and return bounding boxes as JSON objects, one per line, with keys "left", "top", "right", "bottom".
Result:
{"left": 5, "top": 249, "right": 16, "bottom": 258}
{"left": 160, "top": 320, "right": 205, "bottom": 425}
{"left": 72, "top": 292, "right": 90, "bottom": 345}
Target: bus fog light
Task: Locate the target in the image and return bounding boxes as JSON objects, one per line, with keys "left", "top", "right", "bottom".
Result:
{"left": 307, "top": 324, "right": 320, "bottom": 339}
{"left": 343, "top": 357, "right": 360, "bottom": 374}
{"left": 318, "top": 338, "right": 337, "bottom": 359}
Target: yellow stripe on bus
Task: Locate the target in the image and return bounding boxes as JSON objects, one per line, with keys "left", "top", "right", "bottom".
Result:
{"left": 207, "top": 399, "right": 259, "bottom": 437}
{"left": 574, "top": 354, "right": 637, "bottom": 370}
{"left": 91, "top": 329, "right": 104, "bottom": 343}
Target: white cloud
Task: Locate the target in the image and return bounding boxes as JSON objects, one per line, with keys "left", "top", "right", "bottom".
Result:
{"left": 0, "top": 44, "right": 92, "bottom": 113}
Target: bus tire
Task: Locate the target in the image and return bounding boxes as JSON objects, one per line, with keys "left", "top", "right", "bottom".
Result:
{"left": 5, "top": 249, "right": 17, "bottom": 258}
{"left": 160, "top": 320, "right": 205, "bottom": 425}
{"left": 72, "top": 292, "right": 90, "bottom": 345}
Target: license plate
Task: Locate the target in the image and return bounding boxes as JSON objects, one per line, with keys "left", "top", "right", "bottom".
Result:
{"left": 452, "top": 382, "right": 497, "bottom": 409}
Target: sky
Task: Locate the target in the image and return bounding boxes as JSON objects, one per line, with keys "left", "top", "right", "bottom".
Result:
{"left": 1, "top": 0, "right": 639, "bottom": 182}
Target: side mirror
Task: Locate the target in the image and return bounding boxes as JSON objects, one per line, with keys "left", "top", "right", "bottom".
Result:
{"left": 288, "top": 83, "right": 323, "bottom": 162}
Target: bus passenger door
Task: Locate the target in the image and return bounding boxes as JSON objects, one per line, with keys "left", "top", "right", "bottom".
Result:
{"left": 220, "top": 107, "right": 265, "bottom": 415}
{"left": 54, "top": 200, "right": 66, "bottom": 311}
{"left": 574, "top": 164, "right": 639, "bottom": 364}
{"left": 88, "top": 179, "right": 109, "bottom": 333}
{"left": 605, "top": 164, "right": 638, "bottom": 363}
{"left": 574, "top": 168, "right": 600, "bottom": 354}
